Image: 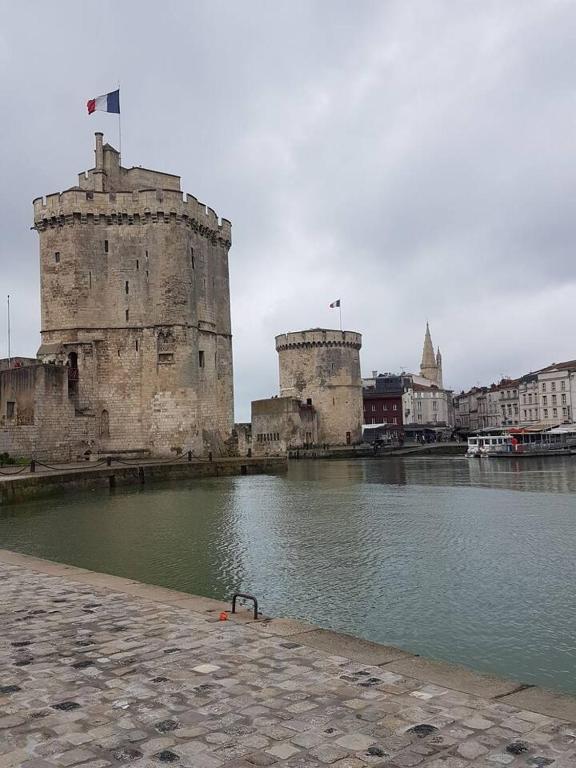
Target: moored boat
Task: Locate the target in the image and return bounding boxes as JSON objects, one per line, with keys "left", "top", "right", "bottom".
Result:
{"left": 467, "top": 425, "right": 576, "bottom": 458}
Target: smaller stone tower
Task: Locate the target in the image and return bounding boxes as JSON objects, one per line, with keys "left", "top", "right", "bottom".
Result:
{"left": 275, "top": 329, "right": 363, "bottom": 445}
{"left": 436, "top": 347, "right": 443, "bottom": 388}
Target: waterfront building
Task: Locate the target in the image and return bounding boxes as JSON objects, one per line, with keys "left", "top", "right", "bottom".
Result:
{"left": 454, "top": 359, "right": 576, "bottom": 432}
{"left": 402, "top": 379, "right": 452, "bottom": 427}
{"left": 0, "top": 133, "right": 234, "bottom": 460}
{"left": 252, "top": 328, "right": 363, "bottom": 454}
{"left": 362, "top": 373, "right": 405, "bottom": 442}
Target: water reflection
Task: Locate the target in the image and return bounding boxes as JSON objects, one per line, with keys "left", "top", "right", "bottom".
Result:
{"left": 1, "top": 457, "right": 576, "bottom": 694}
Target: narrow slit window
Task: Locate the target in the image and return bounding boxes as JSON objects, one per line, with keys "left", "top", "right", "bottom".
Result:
{"left": 54, "top": 252, "right": 60, "bottom": 263}
{"left": 198, "top": 350, "right": 205, "bottom": 368}
{"left": 104, "top": 240, "right": 109, "bottom": 253}
{"left": 135, "top": 340, "right": 139, "bottom": 351}
{"left": 136, "top": 259, "right": 139, "bottom": 270}
{"left": 125, "top": 309, "right": 129, "bottom": 322}
{"left": 191, "top": 247, "right": 195, "bottom": 269}
{"left": 89, "top": 271, "right": 92, "bottom": 289}
{"left": 125, "top": 281, "right": 129, "bottom": 294}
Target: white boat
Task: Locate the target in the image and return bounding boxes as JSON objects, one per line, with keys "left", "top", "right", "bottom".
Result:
{"left": 467, "top": 425, "right": 576, "bottom": 458}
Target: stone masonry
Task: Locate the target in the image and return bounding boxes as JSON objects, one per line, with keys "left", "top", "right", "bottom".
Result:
{"left": 1, "top": 549, "right": 576, "bottom": 767}
{"left": 276, "top": 330, "right": 363, "bottom": 446}
{"left": 1, "top": 132, "right": 234, "bottom": 461}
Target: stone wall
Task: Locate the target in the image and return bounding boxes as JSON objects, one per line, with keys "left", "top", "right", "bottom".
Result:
{"left": 275, "top": 329, "right": 363, "bottom": 445}
{"left": 252, "top": 397, "right": 318, "bottom": 456}
{"left": 0, "top": 364, "right": 95, "bottom": 461}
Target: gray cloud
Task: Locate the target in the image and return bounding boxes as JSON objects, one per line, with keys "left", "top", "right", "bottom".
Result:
{"left": 1, "top": 0, "right": 575, "bottom": 419}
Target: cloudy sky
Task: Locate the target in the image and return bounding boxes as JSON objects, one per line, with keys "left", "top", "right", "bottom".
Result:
{"left": 1, "top": 1, "right": 575, "bottom": 420}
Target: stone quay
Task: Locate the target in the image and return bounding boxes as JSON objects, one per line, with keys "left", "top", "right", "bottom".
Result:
{"left": 1, "top": 549, "right": 576, "bottom": 767}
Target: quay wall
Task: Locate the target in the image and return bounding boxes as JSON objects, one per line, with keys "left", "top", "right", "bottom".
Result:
{"left": 0, "top": 456, "right": 286, "bottom": 505}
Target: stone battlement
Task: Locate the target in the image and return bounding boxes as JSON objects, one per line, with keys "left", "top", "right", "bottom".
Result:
{"left": 275, "top": 329, "right": 362, "bottom": 351}
{"left": 33, "top": 189, "right": 231, "bottom": 244}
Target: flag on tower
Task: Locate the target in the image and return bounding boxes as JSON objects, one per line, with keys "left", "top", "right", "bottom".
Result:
{"left": 329, "top": 299, "right": 341, "bottom": 308}
{"left": 87, "top": 89, "right": 120, "bottom": 115}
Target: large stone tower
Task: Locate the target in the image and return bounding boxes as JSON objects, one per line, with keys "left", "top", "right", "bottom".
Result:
{"left": 275, "top": 329, "right": 363, "bottom": 445}
{"left": 33, "top": 132, "right": 234, "bottom": 457}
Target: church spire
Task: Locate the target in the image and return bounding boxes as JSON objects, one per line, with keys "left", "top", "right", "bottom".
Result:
{"left": 420, "top": 322, "right": 439, "bottom": 385}
{"left": 436, "top": 347, "right": 443, "bottom": 388}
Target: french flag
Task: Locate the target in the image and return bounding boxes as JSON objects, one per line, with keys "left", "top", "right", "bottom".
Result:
{"left": 87, "top": 89, "right": 120, "bottom": 115}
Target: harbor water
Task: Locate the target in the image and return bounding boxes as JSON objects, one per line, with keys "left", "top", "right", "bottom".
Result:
{"left": 1, "top": 456, "right": 575, "bottom": 694}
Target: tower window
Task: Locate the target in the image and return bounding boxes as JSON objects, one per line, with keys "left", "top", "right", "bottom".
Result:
{"left": 136, "top": 259, "right": 139, "bottom": 270}
{"left": 125, "top": 281, "right": 129, "bottom": 295}
{"left": 6, "top": 401, "right": 15, "bottom": 419}
{"left": 146, "top": 270, "right": 149, "bottom": 280}
{"left": 307, "top": 398, "right": 312, "bottom": 406}
{"left": 191, "top": 247, "right": 195, "bottom": 269}
{"left": 198, "top": 350, "right": 205, "bottom": 368}
{"left": 54, "top": 252, "right": 60, "bottom": 263}
{"left": 135, "top": 340, "right": 139, "bottom": 351}
{"left": 104, "top": 240, "right": 109, "bottom": 253}
{"left": 125, "top": 309, "right": 129, "bottom": 322}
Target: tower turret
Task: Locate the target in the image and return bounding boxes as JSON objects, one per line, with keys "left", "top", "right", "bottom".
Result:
{"left": 436, "top": 347, "right": 443, "bottom": 388}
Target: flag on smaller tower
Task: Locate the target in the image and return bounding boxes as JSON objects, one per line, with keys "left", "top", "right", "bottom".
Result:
{"left": 87, "top": 89, "right": 120, "bottom": 115}
{"left": 329, "top": 299, "right": 341, "bottom": 308}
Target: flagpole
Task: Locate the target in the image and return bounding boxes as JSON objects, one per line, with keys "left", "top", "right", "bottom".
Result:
{"left": 339, "top": 302, "right": 342, "bottom": 331}
{"left": 117, "top": 81, "right": 122, "bottom": 162}
{"left": 7, "top": 294, "right": 11, "bottom": 366}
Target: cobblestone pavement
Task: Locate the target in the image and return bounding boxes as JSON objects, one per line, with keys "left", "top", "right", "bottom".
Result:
{"left": 1, "top": 559, "right": 576, "bottom": 768}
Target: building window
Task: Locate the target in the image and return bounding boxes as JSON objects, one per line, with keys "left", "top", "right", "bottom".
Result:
{"left": 552, "top": 394, "right": 557, "bottom": 405}
{"left": 306, "top": 398, "right": 312, "bottom": 405}
{"left": 528, "top": 394, "right": 532, "bottom": 404}
{"left": 125, "top": 309, "right": 129, "bottom": 322}
{"left": 552, "top": 382, "right": 556, "bottom": 391}
{"left": 542, "top": 383, "right": 546, "bottom": 392}
{"left": 561, "top": 381, "right": 566, "bottom": 391}
{"left": 100, "top": 409, "right": 110, "bottom": 438}
{"left": 89, "top": 271, "right": 92, "bottom": 289}
{"left": 522, "top": 394, "right": 526, "bottom": 404}
{"left": 191, "top": 248, "right": 195, "bottom": 269}
{"left": 54, "top": 252, "right": 60, "bottom": 263}
{"left": 523, "top": 410, "right": 527, "bottom": 418}
{"left": 136, "top": 259, "right": 139, "bottom": 270}
{"left": 563, "top": 407, "right": 567, "bottom": 417}
{"left": 6, "top": 401, "right": 15, "bottom": 418}
{"left": 198, "top": 350, "right": 205, "bottom": 368}
{"left": 135, "top": 340, "right": 139, "bottom": 351}
{"left": 104, "top": 240, "right": 109, "bottom": 253}
{"left": 158, "top": 352, "right": 174, "bottom": 364}
{"left": 372, "top": 405, "right": 375, "bottom": 412}
{"left": 543, "top": 395, "right": 547, "bottom": 405}
{"left": 553, "top": 407, "right": 558, "bottom": 417}
{"left": 544, "top": 408, "right": 548, "bottom": 418}
{"left": 393, "top": 404, "right": 397, "bottom": 410}
{"left": 125, "top": 281, "right": 129, "bottom": 294}
{"left": 562, "top": 394, "right": 566, "bottom": 405}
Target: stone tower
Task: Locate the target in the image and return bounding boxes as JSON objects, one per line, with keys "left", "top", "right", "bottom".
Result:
{"left": 436, "top": 347, "right": 443, "bottom": 388}
{"left": 420, "top": 322, "right": 440, "bottom": 386}
{"left": 275, "top": 329, "right": 363, "bottom": 445}
{"left": 33, "top": 132, "right": 234, "bottom": 457}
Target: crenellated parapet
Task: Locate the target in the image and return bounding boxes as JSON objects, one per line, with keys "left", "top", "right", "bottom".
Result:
{"left": 275, "top": 329, "right": 362, "bottom": 352}
{"left": 33, "top": 189, "right": 231, "bottom": 246}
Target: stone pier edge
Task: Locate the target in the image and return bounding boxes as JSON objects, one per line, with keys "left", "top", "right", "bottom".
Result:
{"left": 1, "top": 548, "right": 575, "bottom": 723}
